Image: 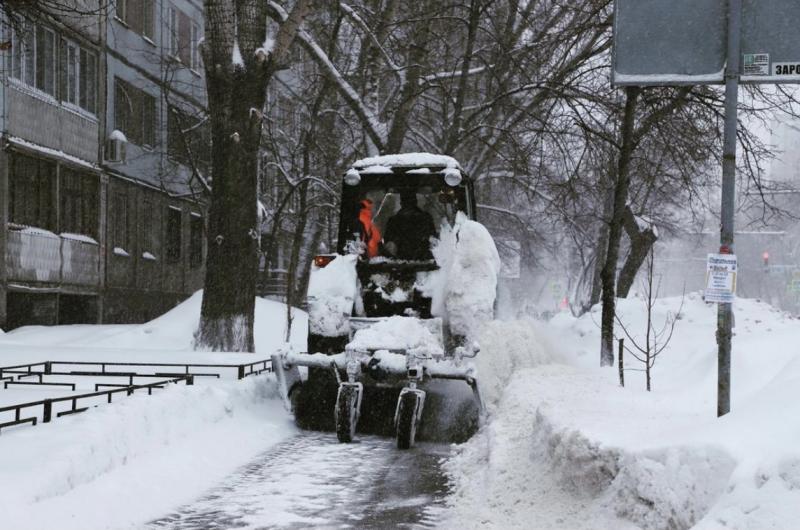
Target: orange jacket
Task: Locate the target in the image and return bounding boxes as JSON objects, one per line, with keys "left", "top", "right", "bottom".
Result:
{"left": 358, "top": 200, "right": 381, "bottom": 258}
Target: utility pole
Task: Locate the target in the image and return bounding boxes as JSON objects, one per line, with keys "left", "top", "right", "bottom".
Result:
{"left": 717, "top": 0, "right": 742, "bottom": 417}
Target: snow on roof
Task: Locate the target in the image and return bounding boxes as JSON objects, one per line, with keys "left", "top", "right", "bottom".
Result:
{"left": 352, "top": 152, "right": 462, "bottom": 171}
{"left": 7, "top": 136, "right": 98, "bottom": 170}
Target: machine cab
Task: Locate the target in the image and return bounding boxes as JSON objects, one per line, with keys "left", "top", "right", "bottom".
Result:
{"left": 334, "top": 154, "right": 476, "bottom": 318}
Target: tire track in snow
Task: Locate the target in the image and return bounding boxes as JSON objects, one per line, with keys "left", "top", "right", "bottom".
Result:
{"left": 149, "top": 432, "right": 450, "bottom": 529}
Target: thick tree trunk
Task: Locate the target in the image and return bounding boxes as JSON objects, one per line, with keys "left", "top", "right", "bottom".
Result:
{"left": 617, "top": 206, "right": 658, "bottom": 298}
{"left": 195, "top": 0, "right": 312, "bottom": 352}
{"left": 599, "top": 86, "right": 640, "bottom": 367}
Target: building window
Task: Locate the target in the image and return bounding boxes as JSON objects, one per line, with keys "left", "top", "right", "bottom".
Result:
{"left": 117, "top": 0, "right": 155, "bottom": 40}
{"left": 190, "top": 214, "right": 203, "bottom": 268}
{"left": 11, "top": 22, "right": 57, "bottom": 97}
{"left": 115, "top": 78, "right": 156, "bottom": 147}
{"left": 8, "top": 153, "right": 56, "bottom": 231}
{"left": 60, "top": 169, "right": 99, "bottom": 239}
{"left": 140, "top": 198, "right": 160, "bottom": 259}
{"left": 167, "top": 106, "right": 210, "bottom": 169}
{"left": 167, "top": 6, "right": 200, "bottom": 69}
{"left": 111, "top": 192, "right": 130, "bottom": 251}
{"left": 191, "top": 22, "right": 201, "bottom": 70}
{"left": 166, "top": 207, "right": 182, "bottom": 263}
{"left": 59, "top": 41, "right": 97, "bottom": 114}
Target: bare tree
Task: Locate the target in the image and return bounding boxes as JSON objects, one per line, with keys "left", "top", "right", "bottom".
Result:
{"left": 194, "top": 0, "right": 314, "bottom": 352}
{"left": 615, "top": 247, "right": 683, "bottom": 391}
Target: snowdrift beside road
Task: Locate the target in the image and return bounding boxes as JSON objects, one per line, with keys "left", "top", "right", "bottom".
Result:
{"left": 0, "top": 293, "right": 306, "bottom": 529}
{"left": 0, "top": 291, "right": 307, "bottom": 364}
{"left": 0, "top": 375, "right": 297, "bottom": 530}
{"left": 442, "top": 294, "right": 800, "bottom": 529}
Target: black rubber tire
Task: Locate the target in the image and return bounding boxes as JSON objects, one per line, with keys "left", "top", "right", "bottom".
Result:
{"left": 335, "top": 385, "right": 358, "bottom": 443}
{"left": 292, "top": 368, "right": 338, "bottom": 432}
{"left": 396, "top": 391, "right": 419, "bottom": 450}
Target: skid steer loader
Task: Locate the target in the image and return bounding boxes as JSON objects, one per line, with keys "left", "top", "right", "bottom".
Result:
{"left": 272, "top": 153, "right": 494, "bottom": 449}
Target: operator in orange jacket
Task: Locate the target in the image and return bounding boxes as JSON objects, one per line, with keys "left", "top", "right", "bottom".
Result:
{"left": 356, "top": 198, "right": 381, "bottom": 258}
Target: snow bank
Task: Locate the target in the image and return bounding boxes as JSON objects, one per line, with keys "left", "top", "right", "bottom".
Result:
{"left": 307, "top": 255, "right": 357, "bottom": 337}
{"left": 441, "top": 294, "right": 800, "bottom": 529}
{"left": 472, "top": 319, "right": 558, "bottom": 413}
{"left": 0, "top": 292, "right": 306, "bottom": 529}
{"left": 1, "top": 290, "right": 307, "bottom": 356}
{"left": 0, "top": 375, "right": 296, "bottom": 530}
{"left": 347, "top": 316, "right": 444, "bottom": 357}
{"left": 430, "top": 212, "right": 501, "bottom": 338}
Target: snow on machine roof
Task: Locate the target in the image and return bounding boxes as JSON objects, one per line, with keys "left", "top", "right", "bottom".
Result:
{"left": 352, "top": 153, "right": 462, "bottom": 172}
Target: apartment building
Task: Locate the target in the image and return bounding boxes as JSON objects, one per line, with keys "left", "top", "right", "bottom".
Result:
{"left": 0, "top": 1, "right": 209, "bottom": 331}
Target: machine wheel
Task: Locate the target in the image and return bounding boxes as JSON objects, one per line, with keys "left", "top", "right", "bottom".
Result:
{"left": 396, "top": 391, "right": 421, "bottom": 450}
{"left": 335, "top": 384, "right": 360, "bottom": 443}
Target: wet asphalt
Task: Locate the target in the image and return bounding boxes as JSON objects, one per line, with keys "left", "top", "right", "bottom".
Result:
{"left": 149, "top": 432, "right": 451, "bottom": 529}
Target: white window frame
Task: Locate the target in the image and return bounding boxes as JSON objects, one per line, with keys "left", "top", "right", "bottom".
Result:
{"left": 10, "top": 21, "right": 57, "bottom": 98}
{"left": 167, "top": 6, "right": 178, "bottom": 58}
{"left": 115, "top": 0, "right": 128, "bottom": 23}
{"left": 10, "top": 19, "right": 34, "bottom": 86}
{"left": 62, "top": 40, "right": 79, "bottom": 106}
{"left": 190, "top": 22, "right": 201, "bottom": 71}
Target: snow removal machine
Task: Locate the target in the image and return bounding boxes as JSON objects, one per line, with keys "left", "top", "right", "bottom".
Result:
{"left": 272, "top": 153, "right": 500, "bottom": 449}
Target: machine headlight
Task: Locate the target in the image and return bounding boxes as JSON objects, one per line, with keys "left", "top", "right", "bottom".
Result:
{"left": 344, "top": 168, "right": 361, "bottom": 186}
{"left": 444, "top": 168, "right": 462, "bottom": 186}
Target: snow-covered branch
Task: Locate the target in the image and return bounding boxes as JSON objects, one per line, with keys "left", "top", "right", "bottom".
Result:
{"left": 267, "top": 1, "right": 387, "bottom": 152}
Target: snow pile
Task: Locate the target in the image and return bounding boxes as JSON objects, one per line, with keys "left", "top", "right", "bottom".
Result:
{"left": 1, "top": 290, "right": 307, "bottom": 355}
{"left": 347, "top": 316, "right": 444, "bottom": 357}
{"left": 306, "top": 255, "right": 357, "bottom": 337}
{"left": 0, "top": 375, "right": 296, "bottom": 530}
{"left": 0, "top": 292, "right": 307, "bottom": 529}
{"left": 472, "top": 319, "right": 558, "bottom": 413}
{"left": 441, "top": 294, "right": 800, "bottom": 529}
{"left": 431, "top": 212, "right": 501, "bottom": 338}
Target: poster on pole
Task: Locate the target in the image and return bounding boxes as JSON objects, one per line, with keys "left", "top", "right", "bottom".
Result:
{"left": 705, "top": 254, "right": 738, "bottom": 303}
{"left": 613, "top": 0, "right": 800, "bottom": 86}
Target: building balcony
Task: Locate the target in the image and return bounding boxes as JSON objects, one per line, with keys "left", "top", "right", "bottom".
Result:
{"left": 6, "top": 226, "right": 100, "bottom": 291}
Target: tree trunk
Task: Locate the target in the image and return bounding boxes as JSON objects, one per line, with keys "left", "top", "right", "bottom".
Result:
{"left": 284, "top": 181, "right": 309, "bottom": 342}
{"left": 617, "top": 205, "right": 658, "bottom": 298}
{"left": 385, "top": 0, "right": 434, "bottom": 153}
{"left": 587, "top": 177, "right": 615, "bottom": 310}
{"left": 195, "top": 0, "right": 313, "bottom": 352}
{"left": 599, "top": 86, "right": 640, "bottom": 366}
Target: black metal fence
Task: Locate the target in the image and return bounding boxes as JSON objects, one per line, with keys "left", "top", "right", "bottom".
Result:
{"left": 0, "top": 358, "right": 272, "bottom": 434}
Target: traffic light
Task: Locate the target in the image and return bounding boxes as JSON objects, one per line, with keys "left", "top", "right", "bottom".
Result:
{"left": 763, "top": 251, "right": 769, "bottom": 272}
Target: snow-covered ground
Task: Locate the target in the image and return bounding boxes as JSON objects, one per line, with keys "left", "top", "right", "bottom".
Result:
{"left": 441, "top": 293, "right": 800, "bottom": 530}
{"left": 0, "top": 291, "right": 306, "bottom": 364}
{"left": 0, "top": 292, "right": 306, "bottom": 530}
{"left": 2, "top": 287, "right": 798, "bottom": 529}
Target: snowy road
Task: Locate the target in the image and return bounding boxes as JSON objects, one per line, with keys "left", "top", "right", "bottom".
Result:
{"left": 149, "top": 432, "right": 450, "bottom": 529}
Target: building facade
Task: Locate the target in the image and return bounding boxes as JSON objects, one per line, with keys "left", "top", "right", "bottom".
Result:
{"left": 0, "top": 1, "right": 208, "bottom": 330}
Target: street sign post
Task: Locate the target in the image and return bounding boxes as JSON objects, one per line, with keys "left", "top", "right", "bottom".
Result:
{"left": 612, "top": 0, "right": 800, "bottom": 417}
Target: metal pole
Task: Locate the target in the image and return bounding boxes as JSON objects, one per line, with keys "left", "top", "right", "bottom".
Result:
{"left": 718, "top": 0, "right": 742, "bottom": 417}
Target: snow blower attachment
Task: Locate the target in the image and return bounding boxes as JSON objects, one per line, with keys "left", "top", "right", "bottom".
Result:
{"left": 273, "top": 153, "right": 498, "bottom": 449}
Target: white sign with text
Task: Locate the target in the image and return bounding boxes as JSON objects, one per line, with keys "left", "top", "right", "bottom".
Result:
{"left": 705, "top": 254, "right": 738, "bottom": 303}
